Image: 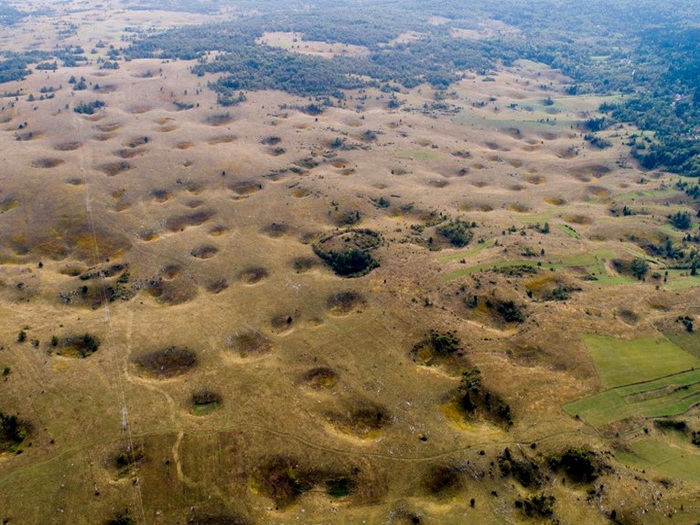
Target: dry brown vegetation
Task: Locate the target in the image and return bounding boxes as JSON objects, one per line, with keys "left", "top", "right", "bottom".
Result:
{"left": 133, "top": 347, "right": 198, "bottom": 378}
{"left": 0, "top": 3, "right": 697, "bottom": 524}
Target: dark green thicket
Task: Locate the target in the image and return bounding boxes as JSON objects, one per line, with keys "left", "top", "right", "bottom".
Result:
{"left": 457, "top": 368, "right": 514, "bottom": 427}
{"left": 313, "top": 229, "right": 382, "bottom": 278}
{"left": 0, "top": 411, "right": 27, "bottom": 452}
{"left": 548, "top": 448, "right": 603, "bottom": 483}
{"left": 0, "top": 5, "right": 25, "bottom": 26}
{"left": 3, "top": 0, "right": 697, "bottom": 173}
{"left": 412, "top": 330, "right": 462, "bottom": 360}
{"left": 436, "top": 219, "right": 475, "bottom": 248}
{"left": 129, "top": 1, "right": 698, "bottom": 171}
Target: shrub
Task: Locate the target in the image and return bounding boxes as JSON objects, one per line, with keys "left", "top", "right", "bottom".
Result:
{"left": 313, "top": 229, "right": 382, "bottom": 277}
{"left": 669, "top": 211, "right": 692, "bottom": 230}
{"left": 498, "top": 447, "right": 544, "bottom": 488}
{"left": 436, "top": 219, "right": 474, "bottom": 247}
{"left": 515, "top": 493, "right": 556, "bottom": 518}
{"left": 56, "top": 333, "right": 100, "bottom": 358}
{"left": 677, "top": 316, "right": 694, "bottom": 333}
{"left": 411, "top": 330, "right": 462, "bottom": 364}
{"left": 654, "top": 419, "right": 687, "bottom": 431}
{"left": 549, "top": 448, "right": 601, "bottom": 483}
{"left": 496, "top": 300, "right": 525, "bottom": 323}
{"left": 74, "top": 100, "right": 106, "bottom": 115}
{"left": 457, "top": 369, "right": 514, "bottom": 427}
{"left": 0, "top": 411, "right": 27, "bottom": 451}
{"left": 630, "top": 257, "right": 649, "bottom": 280}
{"left": 324, "top": 249, "right": 377, "bottom": 276}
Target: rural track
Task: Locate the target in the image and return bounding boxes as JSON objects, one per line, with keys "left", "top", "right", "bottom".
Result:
{"left": 0, "top": 420, "right": 598, "bottom": 491}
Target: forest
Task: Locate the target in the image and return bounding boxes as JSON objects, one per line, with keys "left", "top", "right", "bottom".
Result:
{"left": 1, "top": 0, "right": 698, "bottom": 175}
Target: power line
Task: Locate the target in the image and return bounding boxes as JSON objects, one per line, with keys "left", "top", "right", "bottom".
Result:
{"left": 72, "top": 106, "right": 147, "bottom": 524}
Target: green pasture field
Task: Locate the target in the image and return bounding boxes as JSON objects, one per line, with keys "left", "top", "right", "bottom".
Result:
{"left": 436, "top": 239, "right": 496, "bottom": 262}
{"left": 564, "top": 368, "right": 700, "bottom": 428}
{"left": 616, "top": 437, "right": 700, "bottom": 485}
{"left": 564, "top": 335, "right": 699, "bottom": 428}
{"left": 583, "top": 334, "right": 699, "bottom": 388}
{"left": 665, "top": 331, "right": 700, "bottom": 359}
{"left": 441, "top": 248, "right": 633, "bottom": 285}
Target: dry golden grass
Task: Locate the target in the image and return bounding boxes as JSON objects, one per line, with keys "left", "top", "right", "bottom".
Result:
{"left": 0, "top": 6, "right": 697, "bottom": 524}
